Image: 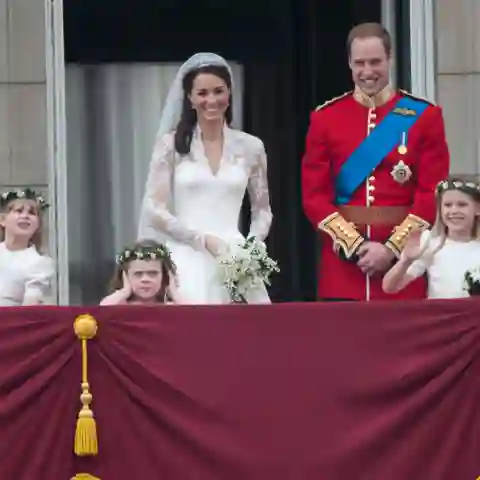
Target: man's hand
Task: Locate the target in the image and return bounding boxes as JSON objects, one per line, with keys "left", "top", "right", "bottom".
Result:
{"left": 357, "top": 241, "right": 395, "bottom": 276}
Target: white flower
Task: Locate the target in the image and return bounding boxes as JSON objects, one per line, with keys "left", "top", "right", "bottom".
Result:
{"left": 217, "top": 237, "right": 279, "bottom": 303}
{"left": 464, "top": 265, "right": 480, "bottom": 295}
{"left": 231, "top": 245, "right": 250, "bottom": 262}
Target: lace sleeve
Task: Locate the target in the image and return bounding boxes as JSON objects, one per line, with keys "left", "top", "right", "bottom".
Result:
{"left": 142, "top": 133, "right": 205, "bottom": 249}
{"left": 247, "top": 139, "right": 273, "bottom": 240}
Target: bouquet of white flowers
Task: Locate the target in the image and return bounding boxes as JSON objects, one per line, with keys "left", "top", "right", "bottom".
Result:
{"left": 463, "top": 266, "right": 480, "bottom": 296}
{"left": 217, "top": 236, "right": 280, "bottom": 303}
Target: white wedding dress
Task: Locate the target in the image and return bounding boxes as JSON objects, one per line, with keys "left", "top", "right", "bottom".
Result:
{"left": 137, "top": 125, "right": 273, "bottom": 304}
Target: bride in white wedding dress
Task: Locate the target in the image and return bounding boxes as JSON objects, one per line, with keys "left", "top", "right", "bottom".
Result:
{"left": 137, "top": 53, "right": 273, "bottom": 304}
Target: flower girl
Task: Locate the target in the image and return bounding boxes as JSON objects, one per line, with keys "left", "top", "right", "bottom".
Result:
{"left": 0, "top": 189, "right": 55, "bottom": 306}
{"left": 382, "top": 179, "right": 480, "bottom": 299}
{"left": 100, "top": 240, "right": 181, "bottom": 305}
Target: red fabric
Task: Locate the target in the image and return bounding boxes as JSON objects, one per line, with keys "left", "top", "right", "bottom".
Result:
{"left": 301, "top": 91, "right": 450, "bottom": 300}
{"left": 1, "top": 301, "right": 479, "bottom": 479}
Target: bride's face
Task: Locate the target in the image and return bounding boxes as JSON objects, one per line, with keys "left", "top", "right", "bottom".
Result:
{"left": 188, "top": 73, "right": 230, "bottom": 123}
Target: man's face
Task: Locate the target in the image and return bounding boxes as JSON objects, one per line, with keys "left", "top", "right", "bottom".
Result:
{"left": 349, "top": 36, "right": 391, "bottom": 96}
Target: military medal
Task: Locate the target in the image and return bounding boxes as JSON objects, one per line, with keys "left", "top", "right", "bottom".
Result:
{"left": 391, "top": 160, "right": 412, "bottom": 184}
{"left": 397, "top": 132, "right": 408, "bottom": 155}
{"left": 391, "top": 132, "right": 411, "bottom": 184}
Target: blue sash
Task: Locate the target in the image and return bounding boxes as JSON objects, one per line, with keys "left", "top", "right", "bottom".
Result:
{"left": 335, "top": 96, "right": 428, "bottom": 205}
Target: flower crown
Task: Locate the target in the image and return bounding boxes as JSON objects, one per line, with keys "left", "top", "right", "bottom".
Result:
{"left": 116, "top": 243, "right": 175, "bottom": 267}
{"left": 436, "top": 179, "right": 480, "bottom": 197}
{"left": 0, "top": 188, "right": 49, "bottom": 210}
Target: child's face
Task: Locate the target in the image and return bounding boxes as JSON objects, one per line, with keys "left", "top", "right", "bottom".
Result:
{"left": 440, "top": 190, "right": 479, "bottom": 236}
{"left": 126, "top": 259, "right": 163, "bottom": 300}
{"left": 0, "top": 200, "right": 40, "bottom": 239}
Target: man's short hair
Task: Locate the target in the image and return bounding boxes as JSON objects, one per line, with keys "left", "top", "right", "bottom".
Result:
{"left": 347, "top": 22, "right": 392, "bottom": 57}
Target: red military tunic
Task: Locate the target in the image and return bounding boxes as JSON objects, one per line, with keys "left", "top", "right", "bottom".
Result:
{"left": 302, "top": 86, "right": 450, "bottom": 301}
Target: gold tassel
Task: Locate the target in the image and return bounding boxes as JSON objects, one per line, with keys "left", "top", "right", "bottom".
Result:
{"left": 73, "top": 314, "right": 99, "bottom": 456}
{"left": 71, "top": 474, "right": 101, "bottom": 480}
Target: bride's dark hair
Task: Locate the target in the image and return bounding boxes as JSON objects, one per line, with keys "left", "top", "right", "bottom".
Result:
{"left": 174, "top": 65, "right": 233, "bottom": 155}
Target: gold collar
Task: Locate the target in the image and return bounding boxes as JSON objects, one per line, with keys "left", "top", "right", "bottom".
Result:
{"left": 353, "top": 84, "right": 395, "bottom": 108}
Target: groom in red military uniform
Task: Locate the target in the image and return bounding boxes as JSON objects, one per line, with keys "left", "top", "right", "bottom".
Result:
{"left": 302, "top": 22, "right": 450, "bottom": 301}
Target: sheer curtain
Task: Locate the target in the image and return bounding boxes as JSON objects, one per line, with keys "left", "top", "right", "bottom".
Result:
{"left": 65, "top": 63, "right": 243, "bottom": 304}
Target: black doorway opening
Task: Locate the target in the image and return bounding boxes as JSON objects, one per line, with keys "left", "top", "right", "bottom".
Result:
{"left": 64, "top": 0, "right": 388, "bottom": 302}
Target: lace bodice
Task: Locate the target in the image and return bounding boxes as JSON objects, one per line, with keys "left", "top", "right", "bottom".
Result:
{"left": 138, "top": 126, "right": 272, "bottom": 248}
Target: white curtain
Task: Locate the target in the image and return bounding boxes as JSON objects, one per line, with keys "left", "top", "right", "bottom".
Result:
{"left": 65, "top": 62, "right": 243, "bottom": 304}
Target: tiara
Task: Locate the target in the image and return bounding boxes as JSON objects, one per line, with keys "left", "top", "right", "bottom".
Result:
{"left": 0, "top": 188, "right": 49, "bottom": 210}
{"left": 116, "top": 243, "right": 175, "bottom": 268}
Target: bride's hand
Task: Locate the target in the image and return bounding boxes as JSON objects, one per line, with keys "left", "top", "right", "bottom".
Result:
{"left": 205, "top": 234, "right": 228, "bottom": 257}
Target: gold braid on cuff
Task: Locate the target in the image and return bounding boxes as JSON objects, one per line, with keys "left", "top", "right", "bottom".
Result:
{"left": 318, "top": 212, "right": 364, "bottom": 259}
{"left": 385, "top": 213, "right": 430, "bottom": 258}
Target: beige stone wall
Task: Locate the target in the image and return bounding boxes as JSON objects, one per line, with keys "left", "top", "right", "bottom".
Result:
{"left": 0, "top": 0, "right": 48, "bottom": 185}
{"left": 435, "top": 0, "right": 480, "bottom": 177}
{"left": 0, "top": 0, "right": 49, "bottom": 239}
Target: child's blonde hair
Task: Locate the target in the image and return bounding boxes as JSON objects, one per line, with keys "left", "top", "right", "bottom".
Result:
{"left": 0, "top": 188, "right": 49, "bottom": 251}
{"left": 109, "top": 239, "right": 177, "bottom": 303}
{"left": 419, "top": 178, "right": 480, "bottom": 260}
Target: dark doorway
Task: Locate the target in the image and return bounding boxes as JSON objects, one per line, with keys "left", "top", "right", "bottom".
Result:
{"left": 63, "top": 0, "right": 383, "bottom": 302}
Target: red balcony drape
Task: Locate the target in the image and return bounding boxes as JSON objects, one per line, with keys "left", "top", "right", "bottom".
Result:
{"left": 1, "top": 301, "right": 479, "bottom": 479}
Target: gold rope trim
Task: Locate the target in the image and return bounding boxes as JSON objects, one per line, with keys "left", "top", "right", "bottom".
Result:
{"left": 73, "top": 314, "right": 99, "bottom": 456}
{"left": 315, "top": 91, "right": 352, "bottom": 111}
{"left": 71, "top": 474, "right": 101, "bottom": 480}
{"left": 399, "top": 89, "right": 435, "bottom": 106}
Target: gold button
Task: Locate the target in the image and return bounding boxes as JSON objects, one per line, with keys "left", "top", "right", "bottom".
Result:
{"left": 368, "top": 123, "right": 376, "bottom": 129}
{"left": 368, "top": 185, "right": 375, "bottom": 191}
{"left": 369, "top": 176, "right": 375, "bottom": 181}
{"left": 368, "top": 195, "right": 375, "bottom": 202}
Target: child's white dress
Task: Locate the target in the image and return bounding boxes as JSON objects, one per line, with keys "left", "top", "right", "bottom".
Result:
{"left": 0, "top": 242, "right": 55, "bottom": 306}
{"left": 406, "top": 230, "right": 480, "bottom": 298}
